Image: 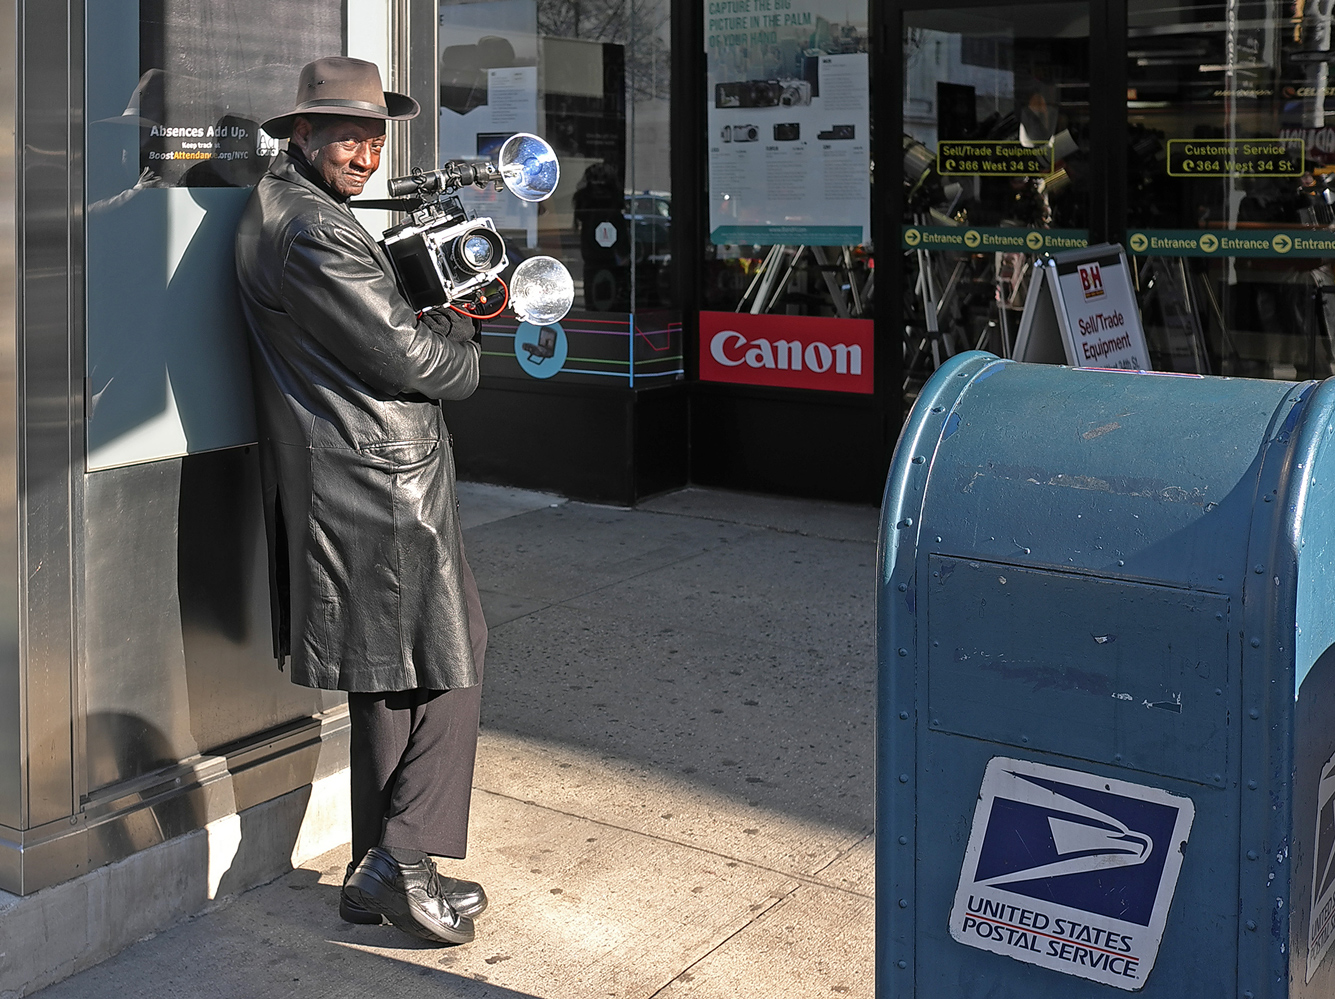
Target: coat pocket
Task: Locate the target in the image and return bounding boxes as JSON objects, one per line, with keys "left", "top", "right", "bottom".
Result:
{"left": 358, "top": 437, "right": 440, "bottom": 472}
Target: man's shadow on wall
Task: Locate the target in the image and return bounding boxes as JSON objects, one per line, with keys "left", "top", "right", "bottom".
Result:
{"left": 86, "top": 111, "right": 261, "bottom": 464}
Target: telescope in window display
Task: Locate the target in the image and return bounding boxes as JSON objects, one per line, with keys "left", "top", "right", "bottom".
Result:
{"left": 377, "top": 132, "right": 574, "bottom": 326}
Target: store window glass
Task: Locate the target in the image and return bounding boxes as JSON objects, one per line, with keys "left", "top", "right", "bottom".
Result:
{"left": 85, "top": 0, "right": 348, "bottom": 470}
{"left": 1127, "top": 0, "right": 1335, "bottom": 379}
{"left": 701, "top": 0, "right": 873, "bottom": 322}
{"left": 439, "top": 0, "right": 680, "bottom": 387}
{"left": 901, "top": 4, "right": 1091, "bottom": 403}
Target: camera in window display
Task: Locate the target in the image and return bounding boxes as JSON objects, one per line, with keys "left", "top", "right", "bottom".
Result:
{"left": 902, "top": 125, "right": 1086, "bottom": 232}
{"left": 721, "top": 124, "right": 760, "bottom": 143}
{"left": 817, "top": 124, "right": 855, "bottom": 141}
{"left": 715, "top": 79, "right": 812, "bottom": 109}
{"left": 903, "top": 28, "right": 1090, "bottom": 232}
{"left": 900, "top": 11, "right": 1091, "bottom": 401}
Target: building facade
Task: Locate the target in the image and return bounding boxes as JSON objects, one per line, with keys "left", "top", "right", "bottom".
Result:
{"left": 3, "top": 0, "right": 1332, "bottom": 898}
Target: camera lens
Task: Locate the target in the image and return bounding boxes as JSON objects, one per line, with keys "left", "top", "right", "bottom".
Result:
{"left": 447, "top": 226, "right": 503, "bottom": 275}
{"left": 461, "top": 234, "right": 494, "bottom": 269}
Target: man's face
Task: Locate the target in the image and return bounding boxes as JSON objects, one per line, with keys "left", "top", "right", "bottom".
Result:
{"left": 292, "top": 117, "right": 386, "bottom": 197}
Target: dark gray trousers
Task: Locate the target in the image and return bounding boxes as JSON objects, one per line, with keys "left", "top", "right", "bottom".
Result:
{"left": 347, "top": 551, "right": 487, "bottom": 865}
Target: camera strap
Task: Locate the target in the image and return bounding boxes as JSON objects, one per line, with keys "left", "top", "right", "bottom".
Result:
{"left": 348, "top": 197, "right": 422, "bottom": 212}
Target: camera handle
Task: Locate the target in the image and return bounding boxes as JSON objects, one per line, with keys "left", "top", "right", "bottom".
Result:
{"left": 387, "top": 161, "right": 502, "bottom": 200}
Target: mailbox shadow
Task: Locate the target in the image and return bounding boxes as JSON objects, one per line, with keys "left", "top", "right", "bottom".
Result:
{"left": 1116, "top": 447, "right": 1264, "bottom": 586}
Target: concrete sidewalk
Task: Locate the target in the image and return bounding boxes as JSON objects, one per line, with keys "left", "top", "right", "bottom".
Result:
{"left": 33, "top": 486, "right": 878, "bottom": 998}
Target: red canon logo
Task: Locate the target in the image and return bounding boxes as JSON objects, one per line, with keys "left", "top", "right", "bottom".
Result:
{"left": 698, "top": 312, "right": 873, "bottom": 394}
{"left": 709, "top": 330, "right": 863, "bottom": 375}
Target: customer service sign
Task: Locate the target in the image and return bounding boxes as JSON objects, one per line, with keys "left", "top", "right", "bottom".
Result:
{"left": 699, "top": 312, "right": 873, "bottom": 393}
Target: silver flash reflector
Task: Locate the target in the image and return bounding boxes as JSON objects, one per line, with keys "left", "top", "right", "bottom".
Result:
{"left": 498, "top": 133, "right": 560, "bottom": 203}
{"left": 510, "top": 256, "right": 575, "bottom": 325}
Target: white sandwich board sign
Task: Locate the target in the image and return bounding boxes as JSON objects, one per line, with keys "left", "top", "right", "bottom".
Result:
{"left": 1014, "top": 244, "right": 1151, "bottom": 371}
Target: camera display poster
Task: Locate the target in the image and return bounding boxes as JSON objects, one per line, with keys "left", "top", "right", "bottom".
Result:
{"left": 439, "top": 0, "right": 540, "bottom": 247}
{"left": 706, "top": 0, "right": 870, "bottom": 246}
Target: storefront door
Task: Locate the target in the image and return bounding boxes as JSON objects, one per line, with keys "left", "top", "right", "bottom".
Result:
{"left": 896, "top": 2, "right": 1105, "bottom": 405}
{"left": 1125, "top": 0, "right": 1335, "bottom": 380}
{"left": 895, "top": 0, "right": 1335, "bottom": 393}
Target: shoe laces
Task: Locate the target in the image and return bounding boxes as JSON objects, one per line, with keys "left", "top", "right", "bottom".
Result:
{"left": 420, "top": 857, "right": 444, "bottom": 898}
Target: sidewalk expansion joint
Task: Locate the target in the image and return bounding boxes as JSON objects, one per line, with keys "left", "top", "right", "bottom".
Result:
{"left": 481, "top": 539, "right": 755, "bottom": 630}
{"left": 637, "top": 505, "right": 876, "bottom": 545}
{"left": 808, "top": 829, "right": 873, "bottom": 880}
{"left": 475, "top": 787, "right": 874, "bottom": 900}
{"left": 645, "top": 881, "right": 802, "bottom": 998}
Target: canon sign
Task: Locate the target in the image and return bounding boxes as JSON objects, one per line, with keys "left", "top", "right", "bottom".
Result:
{"left": 698, "top": 311, "right": 874, "bottom": 393}
{"left": 709, "top": 330, "right": 863, "bottom": 375}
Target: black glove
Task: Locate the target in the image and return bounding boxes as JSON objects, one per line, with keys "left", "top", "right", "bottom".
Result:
{"left": 419, "top": 308, "right": 479, "bottom": 343}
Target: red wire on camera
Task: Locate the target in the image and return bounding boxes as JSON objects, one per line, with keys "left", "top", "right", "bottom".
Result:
{"left": 449, "top": 276, "right": 509, "bottom": 321}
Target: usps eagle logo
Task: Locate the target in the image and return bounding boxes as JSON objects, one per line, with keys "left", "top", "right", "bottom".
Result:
{"left": 1309, "top": 753, "right": 1335, "bottom": 983}
{"left": 951, "top": 758, "right": 1194, "bottom": 990}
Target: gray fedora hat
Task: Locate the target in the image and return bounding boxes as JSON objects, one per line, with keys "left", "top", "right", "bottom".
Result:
{"left": 261, "top": 56, "right": 419, "bottom": 139}
{"left": 93, "top": 68, "right": 166, "bottom": 127}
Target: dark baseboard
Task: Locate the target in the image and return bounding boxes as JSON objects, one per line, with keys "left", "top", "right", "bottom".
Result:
{"left": 442, "top": 379, "right": 690, "bottom": 506}
{"left": 689, "top": 383, "right": 890, "bottom": 504}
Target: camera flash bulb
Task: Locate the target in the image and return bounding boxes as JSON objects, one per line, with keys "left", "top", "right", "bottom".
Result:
{"left": 510, "top": 256, "right": 575, "bottom": 326}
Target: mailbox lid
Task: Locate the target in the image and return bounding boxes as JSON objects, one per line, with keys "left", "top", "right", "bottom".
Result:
{"left": 918, "top": 362, "right": 1299, "bottom": 591}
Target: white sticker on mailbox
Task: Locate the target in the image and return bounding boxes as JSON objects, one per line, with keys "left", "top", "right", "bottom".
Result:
{"left": 1307, "top": 751, "right": 1335, "bottom": 983}
{"left": 950, "top": 757, "right": 1195, "bottom": 991}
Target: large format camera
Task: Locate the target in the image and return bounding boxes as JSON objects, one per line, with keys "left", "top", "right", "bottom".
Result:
{"left": 377, "top": 133, "right": 574, "bottom": 326}
{"left": 383, "top": 212, "right": 508, "bottom": 307}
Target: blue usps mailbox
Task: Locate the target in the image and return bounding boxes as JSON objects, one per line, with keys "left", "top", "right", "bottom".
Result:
{"left": 877, "top": 352, "right": 1335, "bottom": 997}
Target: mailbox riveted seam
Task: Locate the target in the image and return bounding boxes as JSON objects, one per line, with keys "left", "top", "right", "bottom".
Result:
{"left": 878, "top": 351, "right": 1002, "bottom": 992}
{"left": 1234, "top": 379, "right": 1318, "bottom": 986}
{"left": 882, "top": 354, "right": 1000, "bottom": 989}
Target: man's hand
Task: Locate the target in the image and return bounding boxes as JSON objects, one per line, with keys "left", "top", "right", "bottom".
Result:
{"left": 135, "top": 167, "right": 166, "bottom": 191}
{"left": 419, "top": 308, "right": 479, "bottom": 343}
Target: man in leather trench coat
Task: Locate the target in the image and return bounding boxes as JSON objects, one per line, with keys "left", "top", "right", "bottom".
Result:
{"left": 235, "top": 57, "right": 488, "bottom": 946}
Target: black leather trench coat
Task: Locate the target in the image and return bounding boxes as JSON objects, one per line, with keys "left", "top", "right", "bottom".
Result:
{"left": 234, "top": 150, "right": 480, "bottom": 693}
